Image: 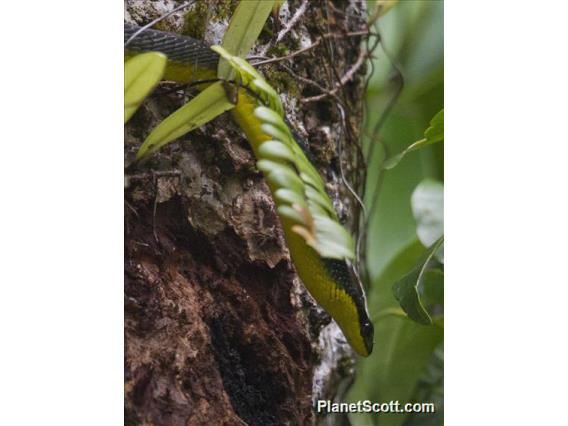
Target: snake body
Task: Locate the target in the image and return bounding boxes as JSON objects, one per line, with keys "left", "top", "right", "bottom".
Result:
{"left": 125, "top": 23, "right": 218, "bottom": 82}
{"left": 125, "top": 22, "right": 374, "bottom": 356}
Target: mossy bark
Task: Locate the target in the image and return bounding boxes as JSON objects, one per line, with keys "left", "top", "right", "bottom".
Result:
{"left": 125, "top": 1, "right": 368, "bottom": 425}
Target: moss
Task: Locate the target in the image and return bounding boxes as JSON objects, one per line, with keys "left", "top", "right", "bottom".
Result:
{"left": 183, "top": 2, "right": 208, "bottom": 39}
{"left": 258, "top": 20, "right": 275, "bottom": 44}
{"left": 263, "top": 67, "right": 300, "bottom": 99}
{"left": 267, "top": 44, "right": 290, "bottom": 58}
{"left": 153, "top": 20, "right": 170, "bottom": 32}
{"left": 183, "top": 0, "right": 237, "bottom": 39}
{"left": 214, "top": 0, "right": 239, "bottom": 21}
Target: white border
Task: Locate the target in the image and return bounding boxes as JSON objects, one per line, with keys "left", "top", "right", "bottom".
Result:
{"left": 446, "top": 1, "right": 568, "bottom": 424}
{"left": 0, "top": 1, "right": 123, "bottom": 424}
{"left": 1, "top": 1, "right": 568, "bottom": 424}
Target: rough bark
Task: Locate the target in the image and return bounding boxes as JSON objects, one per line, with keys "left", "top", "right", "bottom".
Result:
{"left": 124, "top": 1, "right": 368, "bottom": 425}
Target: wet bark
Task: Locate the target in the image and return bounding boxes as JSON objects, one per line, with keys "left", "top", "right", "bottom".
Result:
{"left": 124, "top": 1, "right": 368, "bottom": 425}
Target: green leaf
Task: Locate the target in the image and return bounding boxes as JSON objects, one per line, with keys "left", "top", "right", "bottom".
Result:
{"left": 213, "top": 47, "right": 353, "bottom": 262}
{"left": 424, "top": 108, "right": 444, "bottom": 145}
{"left": 136, "top": 82, "right": 234, "bottom": 160}
{"left": 211, "top": 45, "right": 262, "bottom": 83}
{"left": 369, "top": 0, "right": 399, "bottom": 24}
{"left": 212, "top": 49, "right": 285, "bottom": 116}
{"left": 421, "top": 268, "right": 444, "bottom": 308}
{"left": 351, "top": 317, "right": 442, "bottom": 426}
{"left": 381, "top": 151, "right": 406, "bottom": 170}
{"left": 307, "top": 200, "right": 330, "bottom": 218}
{"left": 404, "top": 343, "right": 444, "bottom": 426}
{"left": 411, "top": 179, "right": 444, "bottom": 262}
{"left": 304, "top": 186, "right": 336, "bottom": 217}
{"left": 382, "top": 109, "right": 444, "bottom": 170}
{"left": 258, "top": 140, "right": 295, "bottom": 163}
{"left": 347, "top": 239, "right": 442, "bottom": 426}
{"left": 217, "top": 0, "right": 275, "bottom": 79}
{"left": 250, "top": 78, "right": 284, "bottom": 116}
{"left": 254, "top": 106, "right": 287, "bottom": 130}
{"left": 365, "top": 113, "right": 433, "bottom": 281}
{"left": 124, "top": 52, "right": 167, "bottom": 123}
{"left": 260, "top": 123, "right": 294, "bottom": 147}
{"left": 299, "top": 172, "right": 325, "bottom": 192}
{"left": 392, "top": 237, "right": 444, "bottom": 325}
{"left": 274, "top": 188, "right": 308, "bottom": 210}
{"left": 257, "top": 159, "right": 305, "bottom": 194}
{"left": 312, "top": 216, "right": 355, "bottom": 260}
{"left": 277, "top": 205, "right": 308, "bottom": 226}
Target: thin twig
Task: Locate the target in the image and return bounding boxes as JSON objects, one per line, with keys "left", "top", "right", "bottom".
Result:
{"left": 250, "top": 30, "right": 373, "bottom": 67}
{"left": 301, "top": 48, "right": 368, "bottom": 104}
{"left": 125, "top": 200, "right": 140, "bottom": 219}
{"left": 276, "top": 0, "right": 309, "bottom": 43}
{"left": 358, "top": 29, "right": 382, "bottom": 201}
{"left": 365, "top": 47, "right": 404, "bottom": 159}
{"left": 310, "top": 4, "right": 368, "bottom": 270}
{"left": 359, "top": 25, "right": 404, "bottom": 287}
{"left": 337, "top": 103, "right": 367, "bottom": 219}
{"left": 124, "top": 1, "right": 196, "bottom": 48}
{"left": 355, "top": 28, "right": 382, "bottom": 285}
{"left": 251, "top": 38, "right": 321, "bottom": 66}
{"left": 272, "top": 63, "right": 346, "bottom": 107}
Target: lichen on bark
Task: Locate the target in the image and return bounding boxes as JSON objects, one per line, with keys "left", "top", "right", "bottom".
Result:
{"left": 125, "top": 1, "right": 368, "bottom": 425}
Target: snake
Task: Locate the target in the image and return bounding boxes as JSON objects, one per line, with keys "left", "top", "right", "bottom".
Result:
{"left": 124, "top": 22, "right": 374, "bottom": 356}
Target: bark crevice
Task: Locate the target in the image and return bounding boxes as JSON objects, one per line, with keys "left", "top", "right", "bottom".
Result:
{"left": 125, "top": 1, "right": 368, "bottom": 425}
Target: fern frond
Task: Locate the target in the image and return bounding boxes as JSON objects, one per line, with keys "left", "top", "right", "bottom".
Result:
{"left": 214, "top": 46, "right": 355, "bottom": 260}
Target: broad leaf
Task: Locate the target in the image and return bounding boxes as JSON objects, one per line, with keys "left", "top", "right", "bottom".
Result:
{"left": 351, "top": 316, "right": 442, "bottom": 426}
{"left": 274, "top": 188, "right": 309, "bottom": 210}
{"left": 277, "top": 205, "right": 309, "bottom": 227}
{"left": 392, "top": 237, "right": 444, "bottom": 325}
{"left": 304, "top": 186, "right": 336, "bottom": 217}
{"left": 258, "top": 140, "right": 295, "bottom": 163}
{"left": 136, "top": 82, "right": 234, "bottom": 160}
{"left": 411, "top": 179, "right": 444, "bottom": 262}
{"left": 217, "top": 0, "right": 275, "bottom": 79}
{"left": 312, "top": 216, "right": 356, "bottom": 260}
{"left": 257, "top": 160, "right": 305, "bottom": 195}
{"left": 424, "top": 108, "right": 444, "bottom": 145}
{"left": 405, "top": 343, "right": 444, "bottom": 426}
{"left": 381, "top": 150, "right": 407, "bottom": 170}
{"left": 216, "top": 42, "right": 355, "bottom": 261}
{"left": 382, "top": 109, "right": 444, "bottom": 169}
{"left": 421, "top": 268, "right": 444, "bottom": 308}
{"left": 124, "top": 52, "right": 167, "bottom": 123}
{"left": 347, "top": 239, "right": 443, "bottom": 426}
{"left": 369, "top": 0, "right": 399, "bottom": 25}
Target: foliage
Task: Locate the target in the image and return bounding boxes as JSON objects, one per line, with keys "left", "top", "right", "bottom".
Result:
{"left": 404, "top": 344, "right": 444, "bottom": 426}
{"left": 348, "top": 1, "right": 443, "bottom": 424}
{"left": 392, "top": 236, "right": 443, "bottom": 325}
{"left": 124, "top": 52, "right": 166, "bottom": 123}
{"left": 412, "top": 179, "right": 444, "bottom": 262}
{"left": 212, "top": 46, "right": 369, "bottom": 355}
{"left": 214, "top": 45, "right": 356, "bottom": 260}
{"left": 383, "top": 109, "right": 443, "bottom": 169}
{"left": 129, "top": 5, "right": 358, "bottom": 261}
{"left": 348, "top": 239, "right": 443, "bottom": 426}
{"left": 123, "top": 0, "right": 444, "bottom": 421}
{"left": 217, "top": 0, "right": 275, "bottom": 79}
{"left": 369, "top": 1, "right": 400, "bottom": 24}
{"left": 136, "top": 82, "right": 234, "bottom": 160}
{"left": 134, "top": 0, "right": 274, "bottom": 160}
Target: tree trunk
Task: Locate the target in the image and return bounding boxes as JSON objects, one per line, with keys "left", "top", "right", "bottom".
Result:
{"left": 124, "top": 1, "right": 368, "bottom": 425}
